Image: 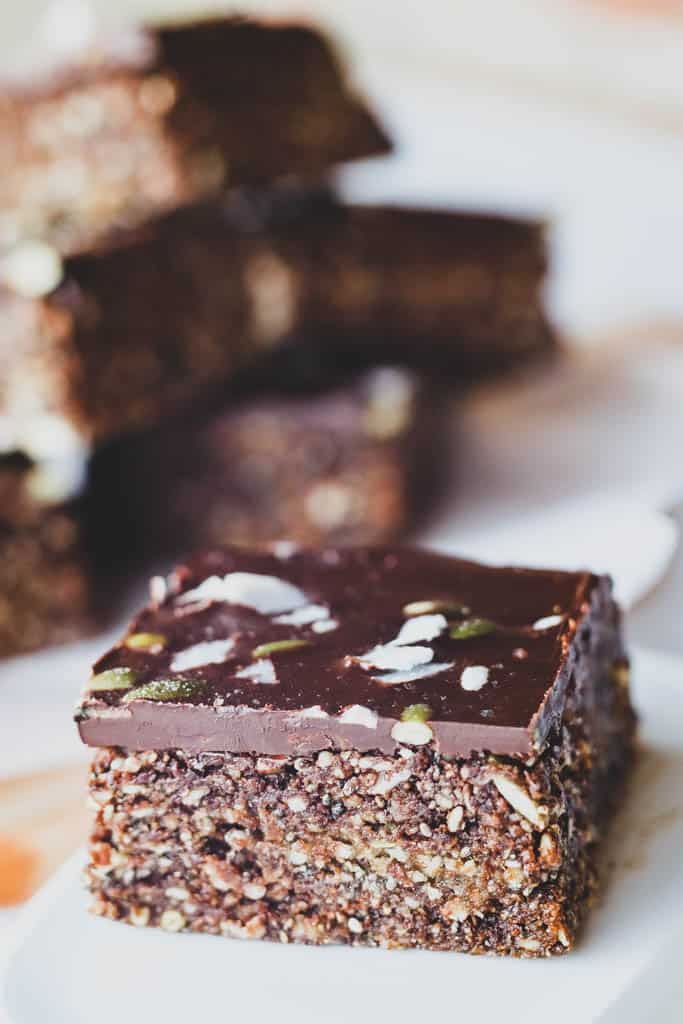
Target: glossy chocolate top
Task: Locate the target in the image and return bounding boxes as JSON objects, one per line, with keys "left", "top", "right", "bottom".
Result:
{"left": 76, "top": 546, "right": 605, "bottom": 757}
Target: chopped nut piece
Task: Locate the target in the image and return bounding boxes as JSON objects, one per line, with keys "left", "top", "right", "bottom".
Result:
{"left": 447, "top": 806, "right": 465, "bottom": 832}
{"left": 236, "top": 659, "right": 278, "bottom": 684}
{"left": 273, "top": 604, "right": 329, "bottom": 626}
{"left": 243, "top": 883, "right": 266, "bottom": 900}
{"left": 390, "top": 614, "right": 447, "bottom": 646}
{"left": 312, "top": 619, "right": 339, "bottom": 634}
{"left": 363, "top": 367, "right": 415, "bottom": 439}
{"left": 129, "top": 906, "right": 150, "bottom": 927}
{"left": 460, "top": 665, "right": 490, "bottom": 691}
{"left": 171, "top": 638, "right": 234, "bottom": 671}
{"left": 244, "top": 915, "right": 267, "bottom": 940}
{"left": 492, "top": 773, "right": 548, "bottom": 830}
{"left": 390, "top": 720, "right": 433, "bottom": 746}
{"left": 298, "top": 705, "right": 328, "bottom": 719}
{"left": 443, "top": 898, "right": 469, "bottom": 923}
{"left": 138, "top": 74, "right": 177, "bottom": 116}
{"left": 286, "top": 794, "right": 309, "bottom": 811}
{"left": 305, "top": 481, "right": 354, "bottom": 529}
{"left": 149, "top": 576, "right": 168, "bottom": 604}
{"left": 356, "top": 643, "right": 433, "bottom": 672}
{"left": 532, "top": 615, "right": 563, "bottom": 630}
{"left": 504, "top": 864, "right": 525, "bottom": 890}
{"left": 539, "top": 831, "right": 560, "bottom": 866}
{"left": 338, "top": 705, "right": 378, "bottom": 729}
{"left": 373, "top": 662, "right": 454, "bottom": 686}
{"left": 177, "top": 572, "right": 308, "bottom": 614}
{"left": 387, "top": 845, "right": 408, "bottom": 863}
{"left": 159, "top": 910, "right": 186, "bottom": 932}
{"left": 202, "top": 861, "right": 235, "bottom": 893}
{"left": 418, "top": 855, "right": 443, "bottom": 878}
{"left": 402, "top": 599, "right": 467, "bottom": 617}
{"left": 165, "top": 886, "right": 190, "bottom": 901}
{"left": 182, "top": 787, "right": 208, "bottom": 807}
{"left": 368, "top": 768, "right": 412, "bottom": 796}
{"left": 256, "top": 757, "right": 287, "bottom": 774}
{"left": 1, "top": 240, "right": 63, "bottom": 297}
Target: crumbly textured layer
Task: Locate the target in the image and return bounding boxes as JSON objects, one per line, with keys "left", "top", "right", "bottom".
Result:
{"left": 0, "top": 456, "right": 89, "bottom": 655}
{"left": 85, "top": 665, "right": 634, "bottom": 957}
{"left": 0, "top": 19, "right": 388, "bottom": 257}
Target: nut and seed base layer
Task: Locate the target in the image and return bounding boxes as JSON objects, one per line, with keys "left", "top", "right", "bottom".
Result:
{"left": 76, "top": 547, "right": 635, "bottom": 957}
{"left": 0, "top": 16, "right": 388, "bottom": 257}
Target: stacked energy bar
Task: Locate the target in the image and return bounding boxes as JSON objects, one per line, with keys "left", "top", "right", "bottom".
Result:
{"left": 0, "top": 13, "right": 556, "bottom": 657}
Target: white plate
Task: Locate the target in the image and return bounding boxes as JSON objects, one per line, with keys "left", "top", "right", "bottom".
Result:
{"left": 3, "top": 647, "right": 683, "bottom": 1024}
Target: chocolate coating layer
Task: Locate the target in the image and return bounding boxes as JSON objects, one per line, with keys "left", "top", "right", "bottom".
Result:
{"left": 76, "top": 547, "right": 618, "bottom": 757}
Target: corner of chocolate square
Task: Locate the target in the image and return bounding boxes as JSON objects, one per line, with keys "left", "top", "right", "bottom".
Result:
{"left": 77, "top": 546, "right": 635, "bottom": 955}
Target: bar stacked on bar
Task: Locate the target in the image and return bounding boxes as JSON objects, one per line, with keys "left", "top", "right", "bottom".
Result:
{"left": 77, "top": 546, "right": 635, "bottom": 956}
{"left": 0, "top": 17, "right": 389, "bottom": 257}
{"left": 0, "top": 16, "right": 391, "bottom": 656}
{"left": 0, "top": 13, "right": 557, "bottom": 658}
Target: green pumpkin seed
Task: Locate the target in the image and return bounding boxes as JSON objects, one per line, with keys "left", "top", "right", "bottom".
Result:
{"left": 89, "top": 667, "right": 138, "bottom": 692}
{"left": 122, "top": 676, "right": 203, "bottom": 703}
{"left": 401, "top": 703, "right": 432, "bottom": 723}
{"left": 449, "top": 618, "right": 496, "bottom": 640}
{"left": 252, "top": 639, "right": 312, "bottom": 659}
{"left": 124, "top": 632, "right": 167, "bottom": 652}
